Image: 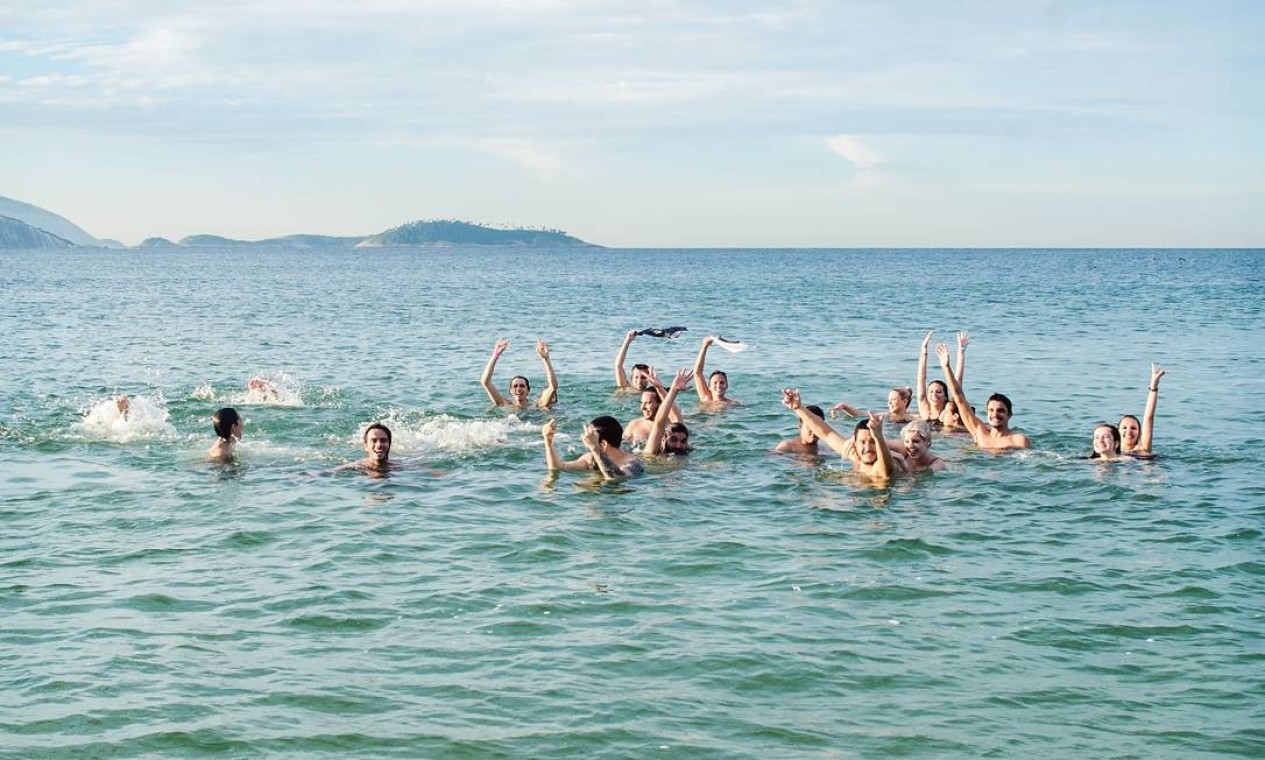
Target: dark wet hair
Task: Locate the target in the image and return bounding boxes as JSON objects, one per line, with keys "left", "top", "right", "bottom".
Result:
{"left": 668, "top": 422, "right": 689, "bottom": 438}
{"left": 363, "top": 423, "right": 392, "bottom": 444}
{"left": 590, "top": 416, "right": 624, "bottom": 448}
{"left": 708, "top": 370, "right": 728, "bottom": 383}
{"left": 987, "top": 393, "right": 1013, "bottom": 416}
{"left": 212, "top": 408, "right": 240, "bottom": 440}
{"left": 1089, "top": 422, "right": 1121, "bottom": 459}
{"left": 806, "top": 404, "right": 825, "bottom": 420}
{"left": 1119, "top": 414, "right": 1140, "bottom": 428}
{"left": 631, "top": 363, "right": 650, "bottom": 374}
{"left": 510, "top": 375, "right": 531, "bottom": 392}
{"left": 928, "top": 379, "right": 948, "bottom": 396}
{"left": 853, "top": 420, "right": 871, "bottom": 438}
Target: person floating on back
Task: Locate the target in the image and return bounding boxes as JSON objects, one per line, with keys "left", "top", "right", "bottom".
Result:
{"left": 207, "top": 407, "right": 241, "bottom": 462}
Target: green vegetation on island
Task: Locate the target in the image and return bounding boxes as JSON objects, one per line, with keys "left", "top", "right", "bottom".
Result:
{"left": 356, "top": 220, "right": 594, "bottom": 248}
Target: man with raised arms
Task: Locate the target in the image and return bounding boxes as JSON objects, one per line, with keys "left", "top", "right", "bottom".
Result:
{"left": 935, "top": 343, "right": 1030, "bottom": 450}
{"left": 481, "top": 338, "right": 558, "bottom": 409}
{"left": 692, "top": 335, "right": 740, "bottom": 408}
{"left": 614, "top": 330, "right": 653, "bottom": 392}
{"left": 782, "top": 389, "right": 904, "bottom": 482}
{"left": 644, "top": 368, "right": 693, "bottom": 457}
{"left": 542, "top": 416, "right": 644, "bottom": 479}
{"left": 623, "top": 368, "right": 683, "bottom": 444}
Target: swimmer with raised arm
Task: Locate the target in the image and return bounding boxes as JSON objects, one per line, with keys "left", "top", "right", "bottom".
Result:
{"left": 776, "top": 402, "right": 826, "bottom": 456}
{"left": 935, "top": 343, "right": 1030, "bottom": 450}
{"left": 623, "top": 367, "right": 683, "bottom": 444}
{"left": 831, "top": 387, "right": 915, "bottom": 423}
{"left": 542, "top": 416, "right": 644, "bottom": 479}
{"left": 614, "top": 330, "right": 653, "bottom": 392}
{"left": 692, "top": 335, "right": 740, "bottom": 408}
{"left": 783, "top": 389, "right": 904, "bottom": 482}
{"left": 481, "top": 338, "right": 559, "bottom": 409}
{"left": 916, "top": 330, "right": 969, "bottom": 423}
{"left": 207, "top": 407, "right": 242, "bottom": 462}
{"left": 645, "top": 368, "right": 693, "bottom": 457}
{"left": 1120, "top": 363, "right": 1166, "bottom": 458}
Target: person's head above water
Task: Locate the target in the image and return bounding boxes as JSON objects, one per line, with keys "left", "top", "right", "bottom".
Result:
{"left": 901, "top": 419, "right": 934, "bottom": 460}
{"left": 630, "top": 363, "right": 652, "bottom": 390}
{"left": 1118, "top": 414, "right": 1141, "bottom": 449}
{"left": 986, "top": 393, "right": 1014, "bottom": 427}
{"left": 663, "top": 422, "right": 691, "bottom": 455}
{"left": 1090, "top": 422, "right": 1121, "bottom": 459}
{"left": 363, "top": 423, "right": 392, "bottom": 467}
{"left": 926, "top": 379, "right": 948, "bottom": 411}
{"left": 888, "top": 387, "right": 913, "bottom": 414}
{"left": 212, "top": 407, "right": 241, "bottom": 440}
{"left": 852, "top": 419, "right": 879, "bottom": 464}
{"left": 589, "top": 416, "right": 624, "bottom": 449}
{"left": 708, "top": 370, "right": 729, "bottom": 398}
{"left": 639, "top": 388, "right": 662, "bottom": 420}
{"left": 508, "top": 375, "right": 531, "bottom": 402}
{"left": 798, "top": 404, "right": 825, "bottom": 443}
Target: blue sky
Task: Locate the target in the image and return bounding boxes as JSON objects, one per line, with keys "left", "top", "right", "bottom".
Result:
{"left": 1, "top": 0, "right": 1261, "bottom": 246}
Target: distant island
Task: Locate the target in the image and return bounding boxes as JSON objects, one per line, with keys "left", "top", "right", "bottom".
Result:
{"left": 0, "top": 194, "right": 599, "bottom": 250}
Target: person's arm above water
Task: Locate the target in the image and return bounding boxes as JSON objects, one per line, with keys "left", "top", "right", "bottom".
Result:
{"left": 536, "top": 339, "right": 558, "bottom": 409}
{"left": 542, "top": 419, "right": 588, "bottom": 472}
{"left": 693, "top": 335, "right": 715, "bottom": 402}
{"left": 830, "top": 399, "right": 865, "bottom": 418}
{"left": 481, "top": 338, "right": 510, "bottom": 407}
{"left": 614, "top": 330, "right": 636, "bottom": 390}
{"left": 869, "top": 412, "right": 903, "bottom": 480}
{"left": 1137, "top": 363, "right": 1166, "bottom": 454}
{"left": 955, "top": 330, "right": 970, "bottom": 388}
{"left": 646, "top": 368, "right": 690, "bottom": 456}
{"left": 580, "top": 424, "right": 626, "bottom": 480}
{"left": 783, "top": 388, "right": 853, "bottom": 458}
{"left": 916, "top": 330, "right": 933, "bottom": 419}
{"left": 936, "top": 343, "right": 988, "bottom": 445}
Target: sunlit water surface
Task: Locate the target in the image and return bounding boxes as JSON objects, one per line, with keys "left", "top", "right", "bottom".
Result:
{"left": 1, "top": 247, "right": 1263, "bottom": 757}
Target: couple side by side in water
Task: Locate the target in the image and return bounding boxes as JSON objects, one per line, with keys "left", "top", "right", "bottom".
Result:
{"left": 186, "top": 329, "right": 1165, "bottom": 484}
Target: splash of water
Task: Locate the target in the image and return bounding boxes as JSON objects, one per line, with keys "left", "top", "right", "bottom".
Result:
{"left": 76, "top": 394, "right": 177, "bottom": 442}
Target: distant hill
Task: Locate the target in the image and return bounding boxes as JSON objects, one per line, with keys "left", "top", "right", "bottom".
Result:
{"left": 179, "top": 233, "right": 363, "bottom": 248}
{"left": 357, "top": 220, "right": 594, "bottom": 248}
{"left": 0, "top": 215, "right": 78, "bottom": 249}
{"left": 139, "top": 237, "right": 178, "bottom": 247}
{"left": 0, "top": 195, "right": 111, "bottom": 247}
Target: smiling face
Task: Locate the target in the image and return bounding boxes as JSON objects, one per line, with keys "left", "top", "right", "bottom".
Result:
{"left": 630, "top": 367, "right": 651, "bottom": 390}
{"left": 1093, "top": 424, "right": 1120, "bottom": 457}
{"left": 640, "top": 390, "right": 661, "bottom": 420}
{"left": 902, "top": 429, "right": 929, "bottom": 459}
{"left": 664, "top": 428, "right": 690, "bottom": 455}
{"left": 986, "top": 400, "right": 1010, "bottom": 428}
{"left": 1118, "top": 416, "right": 1140, "bottom": 449}
{"left": 888, "top": 389, "right": 909, "bottom": 415}
{"left": 853, "top": 427, "right": 878, "bottom": 465}
{"left": 926, "top": 381, "right": 947, "bottom": 411}
{"left": 939, "top": 402, "right": 961, "bottom": 429}
{"left": 508, "top": 376, "right": 530, "bottom": 403}
{"left": 709, "top": 371, "right": 728, "bottom": 398}
{"left": 364, "top": 428, "right": 391, "bottom": 466}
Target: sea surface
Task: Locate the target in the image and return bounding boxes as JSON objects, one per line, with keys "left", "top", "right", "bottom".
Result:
{"left": 1, "top": 247, "right": 1262, "bottom": 758}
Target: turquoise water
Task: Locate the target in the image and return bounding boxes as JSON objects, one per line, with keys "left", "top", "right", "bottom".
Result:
{"left": 1, "top": 247, "right": 1262, "bottom": 757}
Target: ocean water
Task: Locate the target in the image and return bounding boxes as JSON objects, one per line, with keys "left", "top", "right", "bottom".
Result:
{"left": 1, "top": 247, "right": 1262, "bottom": 758}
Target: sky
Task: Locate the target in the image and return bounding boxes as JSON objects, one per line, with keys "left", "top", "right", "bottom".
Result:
{"left": 1, "top": 0, "right": 1262, "bottom": 247}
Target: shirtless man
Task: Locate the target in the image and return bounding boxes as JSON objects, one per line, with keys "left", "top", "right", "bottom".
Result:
{"left": 776, "top": 403, "right": 826, "bottom": 455}
{"left": 644, "top": 368, "right": 693, "bottom": 457}
{"left": 783, "top": 389, "right": 904, "bottom": 482}
{"left": 334, "top": 423, "right": 394, "bottom": 475}
{"left": 624, "top": 368, "right": 683, "bottom": 444}
{"left": 542, "top": 416, "right": 644, "bottom": 479}
{"left": 207, "top": 407, "right": 241, "bottom": 462}
{"left": 935, "top": 343, "right": 1030, "bottom": 450}
{"left": 481, "top": 338, "right": 558, "bottom": 409}
{"left": 614, "top": 330, "right": 653, "bottom": 392}
{"left": 693, "top": 335, "right": 740, "bottom": 408}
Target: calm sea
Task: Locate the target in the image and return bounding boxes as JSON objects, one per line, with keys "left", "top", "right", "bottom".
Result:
{"left": 1, "top": 247, "right": 1262, "bottom": 758}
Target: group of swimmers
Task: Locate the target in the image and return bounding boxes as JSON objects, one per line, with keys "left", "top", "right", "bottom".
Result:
{"left": 184, "top": 329, "right": 1165, "bottom": 483}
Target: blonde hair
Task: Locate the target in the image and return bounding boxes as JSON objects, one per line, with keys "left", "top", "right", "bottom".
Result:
{"left": 901, "top": 419, "right": 932, "bottom": 442}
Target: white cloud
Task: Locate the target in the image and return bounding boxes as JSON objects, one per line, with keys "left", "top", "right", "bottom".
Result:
{"left": 826, "top": 134, "right": 881, "bottom": 170}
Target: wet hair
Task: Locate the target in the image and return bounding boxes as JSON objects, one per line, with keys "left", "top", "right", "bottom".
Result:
{"left": 363, "top": 422, "right": 392, "bottom": 444}
{"left": 590, "top": 416, "right": 624, "bottom": 448}
{"left": 1119, "top": 414, "right": 1140, "bottom": 428}
{"left": 708, "top": 370, "right": 728, "bottom": 383}
{"left": 668, "top": 422, "right": 689, "bottom": 438}
{"left": 902, "top": 419, "right": 932, "bottom": 442}
{"left": 212, "top": 407, "right": 240, "bottom": 440}
{"left": 853, "top": 420, "right": 871, "bottom": 438}
{"left": 891, "top": 387, "right": 913, "bottom": 405}
{"left": 1089, "top": 422, "right": 1121, "bottom": 459}
{"left": 510, "top": 375, "right": 531, "bottom": 393}
{"left": 806, "top": 404, "right": 825, "bottom": 420}
{"left": 987, "top": 393, "right": 1013, "bottom": 416}
{"left": 631, "top": 363, "right": 650, "bottom": 374}
{"left": 927, "top": 379, "right": 948, "bottom": 396}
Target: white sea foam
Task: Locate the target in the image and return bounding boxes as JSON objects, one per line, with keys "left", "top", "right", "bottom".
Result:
{"left": 229, "top": 372, "right": 305, "bottom": 407}
{"left": 77, "top": 394, "right": 177, "bottom": 442}
{"left": 356, "top": 413, "right": 537, "bottom": 454}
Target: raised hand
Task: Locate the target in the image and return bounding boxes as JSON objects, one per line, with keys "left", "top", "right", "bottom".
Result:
{"left": 935, "top": 343, "right": 951, "bottom": 365}
{"left": 493, "top": 338, "right": 509, "bottom": 357}
{"left": 782, "top": 388, "right": 802, "bottom": 411}
{"left": 867, "top": 411, "right": 884, "bottom": 434}
{"left": 922, "top": 330, "right": 933, "bottom": 351}
{"left": 580, "top": 423, "right": 600, "bottom": 450}
{"left": 672, "top": 367, "right": 692, "bottom": 391}
{"left": 1151, "top": 363, "right": 1166, "bottom": 388}
{"left": 536, "top": 339, "right": 550, "bottom": 360}
{"left": 646, "top": 365, "right": 663, "bottom": 389}
{"left": 541, "top": 418, "right": 557, "bottom": 440}
{"left": 957, "top": 331, "right": 971, "bottom": 350}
